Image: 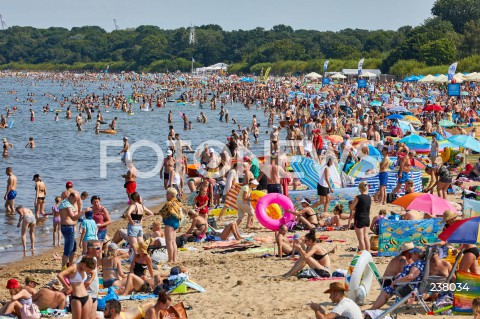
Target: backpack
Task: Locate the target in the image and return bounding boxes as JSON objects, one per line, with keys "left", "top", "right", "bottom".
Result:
{"left": 21, "top": 304, "right": 41, "bottom": 319}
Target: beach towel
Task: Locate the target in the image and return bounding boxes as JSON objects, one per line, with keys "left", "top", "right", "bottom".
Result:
{"left": 453, "top": 271, "right": 480, "bottom": 314}
{"left": 308, "top": 277, "right": 345, "bottom": 282}
{"left": 224, "top": 183, "right": 241, "bottom": 210}
{"left": 378, "top": 218, "right": 443, "bottom": 257}
{"left": 117, "top": 294, "right": 157, "bottom": 301}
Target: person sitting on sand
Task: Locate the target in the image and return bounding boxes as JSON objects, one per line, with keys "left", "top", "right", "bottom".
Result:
{"left": 370, "top": 209, "right": 386, "bottom": 235}
{"left": 276, "top": 225, "right": 293, "bottom": 258}
{"left": 310, "top": 282, "right": 363, "bottom": 319}
{"left": 181, "top": 209, "right": 208, "bottom": 242}
{"left": 145, "top": 291, "right": 184, "bottom": 319}
{"left": 101, "top": 243, "right": 127, "bottom": 289}
{"left": 289, "top": 198, "right": 319, "bottom": 230}
{"left": 283, "top": 230, "right": 332, "bottom": 278}
{"left": 22, "top": 276, "right": 66, "bottom": 311}
{"left": 318, "top": 204, "right": 346, "bottom": 228}
{"left": 0, "top": 278, "right": 34, "bottom": 317}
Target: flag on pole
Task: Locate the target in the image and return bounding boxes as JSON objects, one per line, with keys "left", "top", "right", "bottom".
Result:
{"left": 358, "top": 58, "right": 365, "bottom": 75}
{"left": 323, "top": 60, "right": 329, "bottom": 71}
{"left": 192, "top": 57, "right": 195, "bottom": 62}
{"left": 448, "top": 62, "right": 458, "bottom": 81}
{"left": 105, "top": 64, "right": 109, "bottom": 74}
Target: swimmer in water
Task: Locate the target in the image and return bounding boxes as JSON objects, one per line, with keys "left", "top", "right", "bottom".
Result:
{"left": 25, "top": 137, "right": 35, "bottom": 148}
{"left": 2, "top": 138, "right": 13, "bottom": 157}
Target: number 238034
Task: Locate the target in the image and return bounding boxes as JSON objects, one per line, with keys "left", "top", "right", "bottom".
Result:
{"left": 429, "top": 283, "right": 469, "bottom": 292}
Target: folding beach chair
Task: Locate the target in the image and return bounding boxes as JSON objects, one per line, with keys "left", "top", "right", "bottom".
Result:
{"left": 368, "top": 261, "right": 394, "bottom": 288}
{"left": 375, "top": 247, "right": 463, "bottom": 319}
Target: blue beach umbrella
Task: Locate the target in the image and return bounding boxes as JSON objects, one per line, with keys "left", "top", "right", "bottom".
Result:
{"left": 386, "top": 114, "right": 404, "bottom": 120}
{"left": 347, "top": 156, "right": 379, "bottom": 178}
{"left": 448, "top": 135, "right": 480, "bottom": 153}
{"left": 399, "top": 134, "right": 430, "bottom": 145}
{"left": 439, "top": 120, "right": 456, "bottom": 127}
{"left": 369, "top": 100, "right": 382, "bottom": 107}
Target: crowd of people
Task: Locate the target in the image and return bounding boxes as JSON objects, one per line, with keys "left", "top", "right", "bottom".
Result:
{"left": 0, "top": 70, "right": 480, "bottom": 318}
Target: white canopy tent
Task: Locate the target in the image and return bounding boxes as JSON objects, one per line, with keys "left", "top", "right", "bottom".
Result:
{"left": 418, "top": 74, "right": 435, "bottom": 83}
{"left": 434, "top": 74, "right": 448, "bottom": 83}
{"left": 331, "top": 73, "right": 347, "bottom": 79}
{"left": 305, "top": 72, "right": 323, "bottom": 79}
{"left": 359, "top": 71, "right": 377, "bottom": 78}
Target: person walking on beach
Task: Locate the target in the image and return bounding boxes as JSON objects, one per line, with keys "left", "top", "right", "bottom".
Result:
{"left": 59, "top": 192, "right": 86, "bottom": 268}
{"left": 348, "top": 181, "right": 371, "bottom": 251}
{"left": 160, "top": 150, "right": 175, "bottom": 190}
{"left": 312, "top": 158, "right": 334, "bottom": 214}
{"left": 4, "top": 167, "right": 17, "bottom": 215}
{"left": 33, "top": 174, "right": 47, "bottom": 218}
{"left": 16, "top": 206, "right": 36, "bottom": 252}
{"left": 122, "top": 169, "right": 136, "bottom": 202}
{"left": 373, "top": 147, "right": 390, "bottom": 205}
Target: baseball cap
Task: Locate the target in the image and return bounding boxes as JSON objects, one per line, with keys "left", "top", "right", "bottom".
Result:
{"left": 32, "top": 174, "right": 40, "bottom": 181}
{"left": 166, "top": 150, "right": 173, "bottom": 156}
{"left": 300, "top": 198, "right": 311, "bottom": 205}
{"left": 108, "top": 243, "right": 118, "bottom": 250}
{"left": 66, "top": 181, "right": 73, "bottom": 188}
{"left": 249, "top": 179, "right": 259, "bottom": 185}
{"left": 209, "top": 147, "right": 214, "bottom": 153}
{"left": 123, "top": 136, "right": 128, "bottom": 140}
{"left": 243, "top": 156, "right": 251, "bottom": 162}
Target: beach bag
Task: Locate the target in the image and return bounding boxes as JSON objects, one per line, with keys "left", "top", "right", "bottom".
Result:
{"left": 370, "top": 235, "right": 379, "bottom": 251}
{"left": 297, "top": 268, "right": 319, "bottom": 279}
{"left": 207, "top": 217, "right": 217, "bottom": 230}
{"left": 21, "top": 304, "right": 41, "bottom": 319}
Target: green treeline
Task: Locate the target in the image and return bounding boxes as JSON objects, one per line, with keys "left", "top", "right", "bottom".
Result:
{"left": 0, "top": 0, "right": 479, "bottom": 76}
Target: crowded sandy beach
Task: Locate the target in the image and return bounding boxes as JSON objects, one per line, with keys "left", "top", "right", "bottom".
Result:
{"left": 0, "top": 68, "right": 479, "bottom": 319}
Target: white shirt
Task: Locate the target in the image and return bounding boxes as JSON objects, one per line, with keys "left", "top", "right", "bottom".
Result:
{"left": 331, "top": 297, "right": 363, "bottom": 319}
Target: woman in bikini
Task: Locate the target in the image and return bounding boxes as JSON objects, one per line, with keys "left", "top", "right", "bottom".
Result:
{"left": 289, "top": 198, "right": 319, "bottom": 230}
{"left": 16, "top": 206, "right": 36, "bottom": 252}
{"left": 125, "top": 192, "right": 154, "bottom": 255}
{"left": 181, "top": 209, "right": 208, "bottom": 242}
{"left": 101, "top": 243, "right": 127, "bottom": 289}
{"left": 58, "top": 256, "right": 96, "bottom": 319}
{"left": 33, "top": 174, "right": 47, "bottom": 218}
{"left": 283, "top": 230, "right": 332, "bottom": 278}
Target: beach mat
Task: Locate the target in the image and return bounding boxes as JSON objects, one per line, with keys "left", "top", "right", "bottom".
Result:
{"left": 289, "top": 188, "right": 359, "bottom": 209}
{"left": 463, "top": 198, "right": 480, "bottom": 218}
{"left": 378, "top": 218, "right": 443, "bottom": 257}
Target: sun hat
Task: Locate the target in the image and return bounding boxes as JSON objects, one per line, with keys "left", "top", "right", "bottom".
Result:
{"left": 6, "top": 278, "right": 20, "bottom": 289}
{"left": 324, "top": 282, "right": 348, "bottom": 293}
{"left": 300, "top": 198, "right": 311, "bottom": 205}
{"left": 134, "top": 242, "right": 149, "bottom": 255}
{"left": 25, "top": 276, "right": 40, "bottom": 285}
{"left": 442, "top": 210, "right": 458, "bottom": 223}
{"left": 398, "top": 242, "right": 414, "bottom": 254}
{"left": 410, "top": 246, "right": 425, "bottom": 254}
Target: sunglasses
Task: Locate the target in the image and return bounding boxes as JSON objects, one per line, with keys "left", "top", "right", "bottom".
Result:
{"left": 88, "top": 246, "right": 101, "bottom": 250}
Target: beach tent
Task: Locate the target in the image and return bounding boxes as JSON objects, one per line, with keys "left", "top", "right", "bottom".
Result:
{"left": 398, "top": 120, "right": 416, "bottom": 134}
{"left": 331, "top": 73, "right": 347, "bottom": 79}
{"left": 434, "top": 74, "right": 448, "bottom": 83}
{"left": 359, "top": 71, "right": 377, "bottom": 78}
{"left": 418, "top": 74, "right": 435, "bottom": 83}
{"left": 464, "top": 72, "right": 480, "bottom": 82}
{"left": 305, "top": 72, "right": 322, "bottom": 79}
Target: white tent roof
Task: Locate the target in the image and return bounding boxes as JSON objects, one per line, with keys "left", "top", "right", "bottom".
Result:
{"left": 305, "top": 72, "right": 322, "bottom": 79}
{"left": 359, "top": 71, "right": 377, "bottom": 77}
{"left": 342, "top": 69, "right": 381, "bottom": 76}
{"left": 434, "top": 74, "right": 448, "bottom": 83}
{"left": 418, "top": 74, "right": 435, "bottom": 83}
{"left": 331, "top": 73, "right": 346, "bottom": 79}
{"left": 465, "top": 72, "right": 480, "bottom": 81}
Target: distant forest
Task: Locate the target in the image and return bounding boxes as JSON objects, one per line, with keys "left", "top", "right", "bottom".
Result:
{"left": 0, "top": 0, "right": 479, "bottom": 76}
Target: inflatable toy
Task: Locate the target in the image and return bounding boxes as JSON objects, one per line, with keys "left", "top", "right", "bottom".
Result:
{"left": 255, "top": 193, "right": 295, "bottom": 231}
{"left": 250, "top": 190, "right": 282, "bottom": 219}
{"left": 345, "top": 250, "right": 374, "bottom": 305}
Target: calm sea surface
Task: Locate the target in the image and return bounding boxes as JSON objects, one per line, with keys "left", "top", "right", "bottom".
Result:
{"left": 0, "top": 76, "right": 274, "bottom": 263}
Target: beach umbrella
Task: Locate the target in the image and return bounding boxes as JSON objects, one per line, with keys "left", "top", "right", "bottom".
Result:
{"left": 331, "top": 73, "right": 347, "bottom": 79}
{"left": 305, "top": 72, "right": 323, "bottom": 79}
{"left": 369, "top": 100, "right": 382, "bottom": 107}
{"left": 461, "top": 91, "right": 469, "bottom": 96}
{"left": 418, "top": 75, "right": 435, "bottom": 83}
{"left": 386, "top": 114, "right": 404, "bottom": 120}
{"left": 406, "top": 193, "right": 458, "bottom": 215}
{"left": 403, "top": 115, "right": 421, "bottom": 124}
{"left": 410, "top": 98, "right": 424, "bottom": 103}
{"left": 447, "top": 135, "right": 480, "bottom": 153}
{"left": 423, "top": 104, "right": 444, "bottom": 112}
{"left": 325, "top": 135, "right": 343, "bottom": 144}
{"left": 411, "top": 158, "right": 427, "bottom": 169}
{"left": 347, "top": 156, "right": 379, "bottom": 178}
{"left": 389, "top": 106, "right": 409, "bottom": 113}
{"left": 434, "top": 74, "right": 448, "bottom": 83}
{"left": 399, "top": 134, "right": 430, "bottom": 145}
{"left": 398, "top": 120, "right": 416, "bottom": 134}
{"left": 359, "top": 71, "right": 377, "bottom": 78}
{"left": 391, "top": 192, "right": 424, "bottom": 208}
{"left": 438, "top": 216, "right": 480, "bottom": 244}
{"left": 439, "top": 120, "right": 456, "bottom": 127}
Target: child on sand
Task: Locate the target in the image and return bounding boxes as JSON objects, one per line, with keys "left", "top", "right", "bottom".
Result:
{"left": 80, "top": 211, "right": 98, "bottom": 253}
{"left": 52, "top": 196, "right": 62, "bottom": 246}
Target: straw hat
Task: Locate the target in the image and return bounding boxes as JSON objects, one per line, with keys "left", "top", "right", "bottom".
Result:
{"left": 324, "top": 282, "right": 349, "bottom": 293}
{"left": 25, "top": 276, "right": 40, "bottom": 285}
{"left": 442, "top": 210, "right": 457, "bottom": 223}
{"left": 134, "top": 241, "right": 149, "bottom": 255}
{"left": 398, "top": 242, "right": 414, "bottom": 254}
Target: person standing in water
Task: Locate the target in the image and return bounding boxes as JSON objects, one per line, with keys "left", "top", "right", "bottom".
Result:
{"left": 119, "top": 136, "right": 130, "bottom": 165}
{"left": 2, "top": 138, "right": 13, "bottom": 157}
{"left": 30, "top": 109, "right": 35, "bottom": 122}
{"left": 4, "top": 167, "right": 17, "bottom": 215}
{"left": 33, "top": 174, "right": 47, "bottom": 218}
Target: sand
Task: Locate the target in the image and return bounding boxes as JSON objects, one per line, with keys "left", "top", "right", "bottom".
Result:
{"left": 0, "top": 192, "right": 465, "bottom": 319}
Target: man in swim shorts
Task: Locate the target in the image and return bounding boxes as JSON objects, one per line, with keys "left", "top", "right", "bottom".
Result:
{"left": 122, "top": 169, "right": 136, "bottom": 201}
{"left": 374, "top": 147, "right": 390, "bottom": 205}
{"left": 59, "top": 192, "right": 86, "bottom": 268}
{"left": 160, "top": 150, "right": 175, "bottom": 190}
{"left": 4, "top": 167, "right": 17, "bottom": 214}
{"left": 119, "top": 136, "right": 130, "bottom": 165}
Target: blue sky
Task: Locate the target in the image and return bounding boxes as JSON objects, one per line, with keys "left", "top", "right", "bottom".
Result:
{"left": 2, "top": 0, "right": 436, "bottom": 32}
